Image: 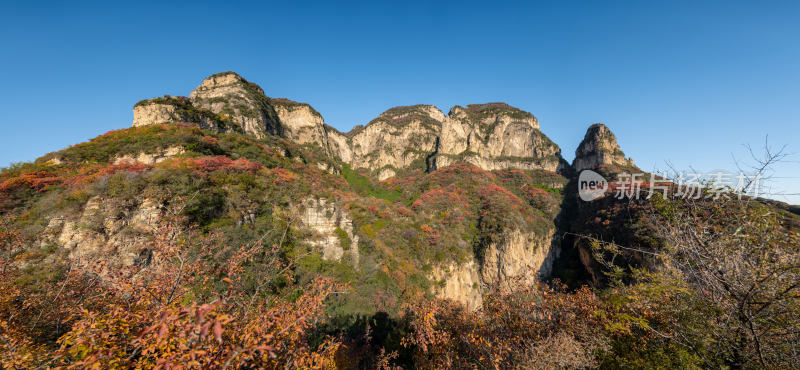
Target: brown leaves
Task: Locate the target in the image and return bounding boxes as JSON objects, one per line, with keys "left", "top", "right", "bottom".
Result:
{"left": 402, "top": 280, "right": 608, "bottom": 369}
{"left": 212, "top": 319, "right": 222, "bottom": 344}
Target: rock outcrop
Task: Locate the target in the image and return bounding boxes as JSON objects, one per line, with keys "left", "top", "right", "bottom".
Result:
{"left": 133, "top": 73, "right": 568, "bottom": 180}
{"left": 271, "top": 99, "right": 329, "bottom": 149}
{"left": 573, "top": 123, "right": 636, "bottom": 172}
{"left": 347, "top": 105, "right": 443, "bottom": 180}
{"left": 430, "top": 261, "right": 484, "bottom": 310}
{"left": 480, "top": 228, "right": 560, "bottom": 284}
{"left": 133, "top": 72, "right": 336, "bottom": 151}
{"left": 39, "top": 196, "right": 162, "bottom": 267}
{"left": 113, "top": 146, "right": 185, "bottom": 165}
{"left": 338, "top": 103, "right": 566, "bottom": 179}
{"left": 299, "top": 198, "right": 359, "bottom": 263}
{"left": 189, "top": 72, "right": 281, "bottom": 138}
{"left": 431, "top": 227, "right": 561, "bottom": 310}
{"left": 435, "top": 103, "right": 563, "bottom": 173}
{"left": 325, "top": 125, "right": 353, "bottom": 164}
{"left": 133, "top": 96, "right": 224, "bottom": 131}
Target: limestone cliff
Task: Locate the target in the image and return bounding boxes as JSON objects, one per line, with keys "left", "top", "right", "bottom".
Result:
{"left": 339, "top": 103, "right": 566, "bottom": 179}
{"left": 133, "top": 72, "right": 335, "bottom": 152}
{"left": 430, "top": 261, "right": 483, "bottom": 311}
{"left": 188, "top": 72, "right": 281, "bottom": 138}
{"left": 436, "top": 103, "right": 563, "bottom": 173}
{"left": 299, "top": 198, "right": 359, "bottom": 264}
{"left": 270, "top": 98, "right": 329, "bottom": 149}
{"left": 132, "top": 73, "right": 567, "bottom": 180}
{"left": 573, "top": 123, "right": 636, "bottom": 172}
{"left": 324, "top": 125, "right": 353, "bottom": 164}
{"left": 480, "top": 228, "right": 560, "bottom": 284}
{"left": 113, "top": 146, "right": 185, "bottom": 165}
{"left": 133, "top": 96, "right": 225, "bottom": 131}
{"left": 347, "top": 105, "right": 443, "bottom": 180}
{"left": 39, "top": 196, "right": 162, "bottom": 268}
{"left": 431, "top": 226, "right": 561, "bottom": 310}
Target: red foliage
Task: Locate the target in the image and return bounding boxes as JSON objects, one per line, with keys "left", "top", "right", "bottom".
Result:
{"left": 411, "top": 185, "right": 469, "bottom": 210}
{"left": 101, "top": 129, "right": 123, "bottom": 136}
{"left": 271, "top": 168, "right": 298, "bottom": 184}
{"left": 477, "top": 184, "right": 526, "bottom": 213}
{"left": 178, "top": 156, "right": 263, "bottom": 174}
{"left": 420, "top": 224, "right": 439, "bottom": 243}
{"left": 0, "top": 171, "right": 63, "bottom": 192}
{"left": 202, "top": 135, "right": 218, "bottom": 146}
{"left": 397, "top": 206, "right": 414, "bottom": 217}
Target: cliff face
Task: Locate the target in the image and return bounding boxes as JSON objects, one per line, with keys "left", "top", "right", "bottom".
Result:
{"left": 132, "top": 73, "right": 567, "bottom": 180}
{"left": 132, "top": 96, "right": 224, "bottom": 132}
{"left": 299, "top": 198, "right": 359, "bottom": 264}
{"left": 436, "top": 103, "right": 562, "bottom": 173}
{"left": 188, "top": 72, "right": 281, "bottom": 138}
{"left": 325, "top": 126, "right": 353, "bottom": 164}
{"left": 271, "top": 99, "right": 329, "bottom": 149}
{"left": 339, "top": 103, "right": 565, "bottom": 179}
{"left": 431, "top": 227, "right": 561, "bottom": 310}
{"left": 133, "top": 73, "right": 334, "bottom": 151}
{"left": 347, "top": 105, "right": 443, "bottom": 180}
{"left": 39, "top": 196, "right": 161, "bottom": 268}
{"left": 573, "top": 123, "right": 636, "bottom": 172}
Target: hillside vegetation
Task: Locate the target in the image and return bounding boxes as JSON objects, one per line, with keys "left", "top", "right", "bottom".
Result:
{"left": 1, "top": 73, "right": 797, "bottom": 368}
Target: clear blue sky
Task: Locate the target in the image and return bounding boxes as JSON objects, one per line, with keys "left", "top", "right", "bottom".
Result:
{"left": 1, "top": 0, "right": 798, "bottom": 203}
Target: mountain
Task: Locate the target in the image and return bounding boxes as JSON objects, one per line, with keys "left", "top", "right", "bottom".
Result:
{"left": 1, "top": 72, "right": 797, "bottom": 368}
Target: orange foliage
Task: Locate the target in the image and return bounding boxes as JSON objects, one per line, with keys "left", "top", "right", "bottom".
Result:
{"left": 0, "top": 200, "right": 343, "bottom": 368}
{"left": 270, "top": 168, "right": 298, "bottom": 184}
{"left": 0, "top": 171, "right": 63, "bottom": 192}
{"left": 403, "top": 281, "right": 608, "bottom": 369}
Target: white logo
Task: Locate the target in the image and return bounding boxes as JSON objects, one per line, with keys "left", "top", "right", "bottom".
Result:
{"left": 578, "top": 170, "right": 607, "bottom": 201}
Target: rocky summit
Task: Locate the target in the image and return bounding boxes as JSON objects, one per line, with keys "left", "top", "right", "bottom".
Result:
{"left": 2, "top": 71, "right": 797, "bottom": 368}
{"left": 573, "top": 123, "right": 637, "bottom": 172}
{"left": 133, "top": 72, "right": 568, "bottom": 180}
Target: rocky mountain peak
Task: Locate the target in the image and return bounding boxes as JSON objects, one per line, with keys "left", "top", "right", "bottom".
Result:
{"left": 191, "top": 71, "right": 266, "bottom": 95}
{"left": 378, "top": 104, "right": 446, "bottom": 122}
{"left": 450, "top": 102, "right": 539, "bottom": 130}
{"left": 131, "top": 73, "right": 570, "bottom": 179}
{"left": 435, "top": 102, "right": 560, "bottom": 173}
{"left": 368, "top": 105, "right": 446, "bottom": 131}
{"left": 573, "top": 123, "right": 636, "bottom": 172}
{"left": 189, "top": 72, "right": 280, "bottom": 138}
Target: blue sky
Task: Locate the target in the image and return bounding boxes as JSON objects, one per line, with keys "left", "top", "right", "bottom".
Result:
{"left": 1, "top": 1, "right": 798, "bottom": 203}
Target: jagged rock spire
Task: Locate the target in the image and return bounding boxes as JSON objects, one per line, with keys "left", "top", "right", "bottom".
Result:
{"left": 573, "top": 123, "right": 636, "bottom": 172}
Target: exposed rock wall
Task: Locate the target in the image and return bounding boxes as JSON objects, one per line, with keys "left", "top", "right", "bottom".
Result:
{"left": 325, "top": 127, "right": 353, "bottom": 164}
{"left": 430, "top": 261, "right": 484, "bottom": 311}
{"left": 189, "top": 72, "right": 281, "bottom": 138}
{"left": 335, "top": 103, "right": 565, "bottom": 179}
{"left": 573, "top": 123, "right": 636, "bottom": 172}
{"left": 431, "top": 227, "right": 561, "bottom": 310}
{"left": 39, "top": 196, "right": 162, "bottom": 267}
{"left": 481, "top": 229, "right": 560, "bottom": 284}
{"left": 132, "top": 103, "right": 186, "bottom": 126}
{"left": 271, "top": 99, "right": 329, "bottom": 149}
{"left": 132, "top": 73, "right": 567, "bottom": 179}
{"left": 133, "top": 97, "right": 223, "bottom": 131}
{"left": 113, "top": 146, "right": 185, "bottom": 165}
{"left": 348, "top": 105, "right": 443, "bottom": 179}
{"left": 435, "top": 104, "right": 562, "bottom": 172}
{"left": 299, "top": 198, "right": 359, "bottom": 263}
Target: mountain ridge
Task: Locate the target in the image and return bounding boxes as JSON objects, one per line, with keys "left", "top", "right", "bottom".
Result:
{"left": 132, "top": 72, "right": 621, "bottom": 180}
